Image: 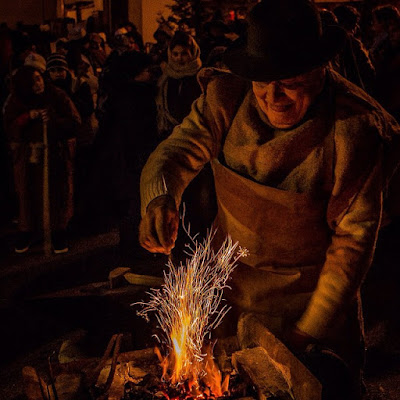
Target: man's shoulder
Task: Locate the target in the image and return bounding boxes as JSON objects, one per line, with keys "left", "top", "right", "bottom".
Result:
{"left": 330, "top": 69, "right": 383, "bottom": 116}
{"left": 330, "top": 70, "right": 400, "bottom": 141}
{"left": 197, "top": 67, "right": 250, "bottom": 96}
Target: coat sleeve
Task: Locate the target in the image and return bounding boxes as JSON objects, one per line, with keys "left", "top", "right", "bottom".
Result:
{"left": 296, "top": 107, "right": 399, "bottom": 339}
{"left": 2, "top": 94, "right": 30, "bottom": 142}
{"left": 140, "top": 70, "right": 249, "bottom": 216}
{"left": 140, "top": 94, "right": 223, "bottom": 216}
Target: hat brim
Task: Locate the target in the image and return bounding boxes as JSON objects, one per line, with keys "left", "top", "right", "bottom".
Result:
{"left": 224, "top": 25, "right": 346, "bottom": 81}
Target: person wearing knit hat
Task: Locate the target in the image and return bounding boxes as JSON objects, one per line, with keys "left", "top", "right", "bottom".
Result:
{"left": 46, "top": 53, "right": 70, "bottom": 82}
{"left": 68, "top": 25, "right": 87, "bottom": 42}
{"left": 24, "top": 53, "right": 46, "bottom": 73}
{"left": 45, "top": 53, "right": 94, "bottom": 139}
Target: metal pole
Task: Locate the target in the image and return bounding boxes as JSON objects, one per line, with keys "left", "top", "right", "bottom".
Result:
{"left": 42, "top": 121, "right": 52, "bottom": 256}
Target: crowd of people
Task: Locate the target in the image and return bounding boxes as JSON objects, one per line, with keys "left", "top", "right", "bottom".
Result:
{"left": 1, "top": 1, "right": 400, "bottom": 398}
{"left": 0, "top": 15, "right": 239, "bottom": 254}
{"left": 0, "top": 3, "right": 399, "bottom": 258}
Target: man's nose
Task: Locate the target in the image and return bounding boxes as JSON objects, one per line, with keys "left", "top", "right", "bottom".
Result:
{"left": 265, "top": 81, "right": 285, "bottom": 102}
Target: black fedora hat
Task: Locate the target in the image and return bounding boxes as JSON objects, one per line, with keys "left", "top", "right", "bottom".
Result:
{"left": 224, "top": 0, "right": 346, "bottom": 82}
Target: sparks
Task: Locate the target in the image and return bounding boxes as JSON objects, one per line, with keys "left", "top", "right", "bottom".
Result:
{"left": 135, "top": 228, "right": 247, "bottom": 391}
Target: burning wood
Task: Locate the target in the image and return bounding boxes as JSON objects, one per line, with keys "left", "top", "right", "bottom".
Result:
{"left": 135, "top": 229, "right": 248, "bottom": 398}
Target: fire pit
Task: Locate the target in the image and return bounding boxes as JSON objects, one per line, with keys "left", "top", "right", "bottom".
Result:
{"left": 22, "top": 316, "right": 321, "bottom": 400}
{"left": 21, "top": 231, "right": 322, "bottom": 400}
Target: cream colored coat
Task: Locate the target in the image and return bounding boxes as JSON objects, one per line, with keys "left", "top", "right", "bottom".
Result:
{"left": 141, "top": 68, "right": 400, "bottom": 342}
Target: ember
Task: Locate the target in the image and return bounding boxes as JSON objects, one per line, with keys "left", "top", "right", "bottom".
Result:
{"left": 135, "top": 229, "right": 248, "bottom": 399}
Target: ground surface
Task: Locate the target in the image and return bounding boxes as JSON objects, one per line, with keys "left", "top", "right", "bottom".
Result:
{"left": 0, "top": 219, "right": 400, "bottom": 400}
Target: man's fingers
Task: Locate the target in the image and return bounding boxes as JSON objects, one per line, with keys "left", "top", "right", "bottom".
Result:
{"left": 142, "top": 237, "right": 169, "bottom": 254}
{"left": 139, "top": 214, "right": 171, "bottom": 254}
{"left": 155, "top": 209, "right": 175, "bottom": 252}
{"left": 168, "top": 214, "right": 179, "bottom": 242}
{"left": 138, "top": 195, "right": 179, "bottom": 254}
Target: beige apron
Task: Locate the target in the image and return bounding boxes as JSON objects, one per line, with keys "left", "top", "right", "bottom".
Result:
{"left": 211, "top": 158, "right": 331, "bottom": 329}
{"left": 211, "top": 160, "right": 363, "bottom": 374}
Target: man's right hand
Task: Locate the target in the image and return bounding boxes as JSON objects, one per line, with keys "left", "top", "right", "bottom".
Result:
{"left": 139, "top": 195, "right": 179, "bottom": 255}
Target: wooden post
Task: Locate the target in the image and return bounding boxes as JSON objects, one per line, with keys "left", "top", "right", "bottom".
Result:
{"left": 43, "top": 121, "right": 52, "bottom": 256}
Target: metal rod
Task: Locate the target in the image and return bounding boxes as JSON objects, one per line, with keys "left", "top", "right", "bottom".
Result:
{"left": 42, "top": 120, "right": 52, "bottom": 256}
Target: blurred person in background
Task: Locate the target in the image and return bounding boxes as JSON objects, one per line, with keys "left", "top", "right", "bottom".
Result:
{"left": 91, "top": 52, "right": 157, "bottom": 256}
{"left": 328, "top": 5, "right": 376, "bottom": 94}
{"left": 124, "top": 22, "right": 144, "bottom": 52}
{"left": 3, "top": 66, "right": 81, "bottom": 253}
{"left": 156, "top": 31, "right": 202, "bottom": 139}
{"left": 88, "top": 33, "right": 107, "bottom": 73}
{"left": 369, "top": 5, "right": 400, "bottom": 65}
{"left": 371, "top": 5, "right": 400, "bottom": 122}
{"left": 199, "top": 19, "right": 232, "bottom": 64}
{"left": 45, "top": 52, "right": 96, "bottom": 224}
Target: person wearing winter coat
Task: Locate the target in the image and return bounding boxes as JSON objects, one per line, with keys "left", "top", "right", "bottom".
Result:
{"left": 46, "top": 53, "right": 94, "bottom": 146}
{"left": 3, "top": 65, "right": 81, "bottom": 253}
{"left": 156, "top": 31, "right": 202, "bottom": 139}
{"left": 139, "top": 1, "right": 400, "bottom": 398}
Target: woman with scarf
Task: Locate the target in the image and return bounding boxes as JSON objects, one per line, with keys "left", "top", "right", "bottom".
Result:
{"left": 3, "top": 66, "right": 81, "bottom": 253}
{"left": 156, "top": 31, "right": 216, "bottom": 240}
{"left": 156, "top": 31, "right": 202, "bottom": 139}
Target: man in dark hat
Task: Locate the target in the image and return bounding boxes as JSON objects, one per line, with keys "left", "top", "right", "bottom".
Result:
{"left": 199, "top": 19, "right": 232, "bottom": 63}
{"left": 138, "top": 0, "right": 400, "bottom": 397}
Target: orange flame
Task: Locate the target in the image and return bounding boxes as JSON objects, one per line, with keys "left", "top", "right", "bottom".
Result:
{"left": 137, "top": 231, "right": 248, "bottom": 398}
{"left": 155, "top": 342, "right": 230, "bottom": 399}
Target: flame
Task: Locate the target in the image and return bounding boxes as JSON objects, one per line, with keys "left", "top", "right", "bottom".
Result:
{"left": 201, "top": 344, "right": 229, "bottom": 398}
{"left": 135, "top": 228, "right": 248, "bottom": 398}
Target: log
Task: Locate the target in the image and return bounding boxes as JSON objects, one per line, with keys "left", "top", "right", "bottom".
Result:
{"left": 22, "top": 366, "right": 50, "bottom": 400}
{"left": 29, "top": 281, "right": 142, "bottom": 300}
{"left": 50, "top": 348, "right": 157, "bottom": 377}
{"left": 108, "top": 267, "right": 164, "bottom": 288}
{"left": 214, "top": 336, "right": 240, "bottom": 373}
{"left": 118, "top": 347, "right": 158, "bottom": 364}
{"left": 232, "top": 347, "right": 295, "bottom": 400}
{"left": 237, "top": 313, "right": 321, "bottom": 400}
{"left": 108, "top": 267, "right": 131, "bottom": 288}
{"left": 124, "top": 272, "right": 164, "bottom": 287}
{"left": 58, "top": 330, "right": 88, "bottom": 363}
{"left": 54, "top": 373, "right": 85, "bottom": 400}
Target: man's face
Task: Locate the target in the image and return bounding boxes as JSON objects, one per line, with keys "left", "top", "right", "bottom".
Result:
{"left": 49, "top": 67, "right": 67, "bottom": 81}
{"left": 252, "top": 68, "right": 326, "bottom": 129}
{"left": 170, "top": 45, "right": 192, "bottom": 66}
{"left": 32, "top": 71, "right": 45, "bottom": 94}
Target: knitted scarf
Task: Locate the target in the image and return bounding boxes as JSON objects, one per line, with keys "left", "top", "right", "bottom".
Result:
{"left": 156, "top": 37, "right": 202, "bottom": 137}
